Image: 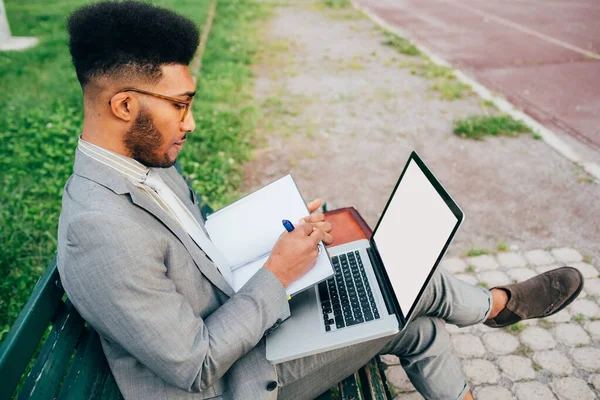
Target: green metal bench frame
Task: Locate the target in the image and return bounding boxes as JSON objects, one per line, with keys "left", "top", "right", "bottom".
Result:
{"left": 0, "top": 256, "right": 122, "bottom": 400}
{"left": 0, "top": 163, "right": 392, "bottom": 400}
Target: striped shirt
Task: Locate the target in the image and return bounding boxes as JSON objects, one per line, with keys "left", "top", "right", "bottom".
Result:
{"left": 78, "top": 137, "right": 182, "bottom": 225}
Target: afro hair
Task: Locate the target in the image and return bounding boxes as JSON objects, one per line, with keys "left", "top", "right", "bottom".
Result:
{"left": 67, "top": 1, "right": 200, "bottom": 87}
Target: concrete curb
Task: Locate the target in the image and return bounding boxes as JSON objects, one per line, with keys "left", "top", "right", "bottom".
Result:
{"left": 353, "top": 1, "right": 600, "bottom": 181}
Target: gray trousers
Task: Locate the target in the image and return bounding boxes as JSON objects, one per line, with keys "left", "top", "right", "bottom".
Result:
{"left": 276, "top": 268, "right": 493, "bottom": 400}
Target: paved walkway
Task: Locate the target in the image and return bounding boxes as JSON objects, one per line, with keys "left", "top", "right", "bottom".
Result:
{"left": 245, "top": 1, "right": 600, "bottom": 398}
{"left": 384, "top": 246, "right": 600, "bottom": 399}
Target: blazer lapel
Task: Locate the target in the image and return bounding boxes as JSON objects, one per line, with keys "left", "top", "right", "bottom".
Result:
{"left": 128, "top": 188, "right": 235, "bottom": 297}
{"left": 74, "top": 150, "right": 235, "bottom": 297}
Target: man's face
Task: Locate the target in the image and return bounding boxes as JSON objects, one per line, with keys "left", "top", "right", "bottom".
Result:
{"left": 123, "top": 64, "right": 196, "bottom": 168}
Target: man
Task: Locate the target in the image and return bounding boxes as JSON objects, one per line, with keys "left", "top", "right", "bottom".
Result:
{"left": 57, "top": 2, "right": 584, "bottom": 399}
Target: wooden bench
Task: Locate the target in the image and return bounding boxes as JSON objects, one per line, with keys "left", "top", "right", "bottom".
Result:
{"left": 0, "top": 170, "right": 391, "bottom": 400}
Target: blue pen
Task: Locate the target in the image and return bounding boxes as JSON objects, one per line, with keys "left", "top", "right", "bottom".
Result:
{"left": 282, "top": 219, "right": 295, "bottom": 232}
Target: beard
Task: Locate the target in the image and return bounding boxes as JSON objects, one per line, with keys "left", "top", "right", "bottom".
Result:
{"left": 124, "top": 109, "right": 175, "bottom": 168}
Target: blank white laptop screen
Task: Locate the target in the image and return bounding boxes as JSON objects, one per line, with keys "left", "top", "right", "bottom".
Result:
{"left": 373, "top": 160, "right": 458, "bottom": 316}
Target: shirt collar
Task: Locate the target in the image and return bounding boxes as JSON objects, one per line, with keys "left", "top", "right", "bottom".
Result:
{"left": 77, "top": 136, "right": 149, "bottom": 183}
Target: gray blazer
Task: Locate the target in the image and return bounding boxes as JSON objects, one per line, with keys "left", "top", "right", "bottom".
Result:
{"left": 57, "top": 149, "right": 291, "bottom": 399}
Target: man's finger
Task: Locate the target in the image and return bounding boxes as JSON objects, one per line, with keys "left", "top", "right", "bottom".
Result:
{"left": 308, "top": 227, "right": 325, "bottom": 245}
{"left": 321, "top": 231, "right": 334, "bottom": 246}
{"left": 313, "top": 221, "right": 332, "bottom": 233}
{"left": 300, "top": 212, "right": 325, "bottom": 224}
{"left": 306, "top": 198, "right": 322, "bottom": 214}
{"left": 296, "top": 222, "right": 316, "bottom": 236}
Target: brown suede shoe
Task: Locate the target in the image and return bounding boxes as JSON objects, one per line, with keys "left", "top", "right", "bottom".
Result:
{"left": 484, "top": 266, "right": 584, "bottom": 328}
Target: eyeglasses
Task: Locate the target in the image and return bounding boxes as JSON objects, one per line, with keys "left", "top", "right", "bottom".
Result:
{"left": 109, "top": 88, "right": 193, "bottom": 122}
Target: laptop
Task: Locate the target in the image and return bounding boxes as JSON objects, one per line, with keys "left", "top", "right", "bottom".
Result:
{"left": 266, "top": 151, "right": 464, "bottom": 364}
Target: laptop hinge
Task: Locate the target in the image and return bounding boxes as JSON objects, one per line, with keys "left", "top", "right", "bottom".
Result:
{"left": 367, "top": 246, "right": 397, "bottom": 317}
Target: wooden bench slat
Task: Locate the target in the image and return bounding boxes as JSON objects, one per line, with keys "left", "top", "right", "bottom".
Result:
{"left": 339, "top": 371, "right": 363, "bottom": 400}
{"left": 17, "top": 301, "right": 86, "bottom": 400}
{"left": 358, "top": 358, "right": 390, "bottom": 400}
{"left": 0, "top": 257, "right": 64, "bottom": 399}
{"left": 56, "top": 328, "right": 106, "bottom": 400}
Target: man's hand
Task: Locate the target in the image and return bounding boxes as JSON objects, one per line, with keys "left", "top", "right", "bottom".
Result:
{"left": 306, "top": 198, "right": 322, "bottom": 214}
{"left": 264, "top": 197, "right": 334, "bottom": 288}
{"left": 302, "top": 198, "right": 333, "bottom": 245}
{"left": 264, "top": 222, "right": 325, "bottom": 288}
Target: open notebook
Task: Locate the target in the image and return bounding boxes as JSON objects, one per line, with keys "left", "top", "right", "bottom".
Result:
{"left": 204, "top": 175, "right": 333, "bottom": 296}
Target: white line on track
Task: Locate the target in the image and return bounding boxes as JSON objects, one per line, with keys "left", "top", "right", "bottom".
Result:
{"left": 440, "top": 0, "right": 600, "bottom": 60}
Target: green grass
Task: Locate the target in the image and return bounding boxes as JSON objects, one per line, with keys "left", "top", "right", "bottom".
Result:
{"left": 453, "top": 114, "right": 533, "bottom": 140}
{"left": 537, "top": 318, "right": 555, "bottom": 329}
{"left": 506, "top": 322, "right": 526, "bottom": 335}
{"left": 515, "top": 344, "right": 533, "bottom": 356}
{"left": 573, "top": 313, "right": 585, "bottom": 324}
{"left": 464, "top": 248, "right": 490, "bottom": 257}
{"left": 432, "top": 80, "right": 471, "bottom": 100}
{"left": 0, "top": 0, "right": 266, "bottom": 342}
{"left": 382, "top": 31, "right": 420, "bottom": 56}
{"left": 497, "top": 241, "right": 508, "bottom": 252}
{"left": 323, "top": 0, "right": 352, "bottom": 8}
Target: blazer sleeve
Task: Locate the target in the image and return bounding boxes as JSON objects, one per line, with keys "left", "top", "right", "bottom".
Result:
{"left": 59, "top": 211, "right": 290, "bottom": 392}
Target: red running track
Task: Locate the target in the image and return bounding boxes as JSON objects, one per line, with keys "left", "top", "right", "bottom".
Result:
{"left": 356, "top": 0, "right": 600, "bottom": 151}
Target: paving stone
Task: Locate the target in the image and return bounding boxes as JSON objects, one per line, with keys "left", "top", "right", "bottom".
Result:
{"left": 533, "top": 350, "right": 573, "bottom": 376}
{"left": 451, "top": 334, "right": 486, "bottom": 358}
{"left": 506, "top": 267, "right": 537, "bottom": 282}
{"left": 535, "top": 264, "right": 561, "bottom": 274}
{"left": 552, "top": 377, "right": 595, "bottom": 400}
{"left": 520, "top": 327, "right": 555, "bottom": 350}
{"left": 570, "top": 262, "right": 600, "bottom": 279}
{"left": 568, "top": 299, "right": 600, "bottom": 318}
{"left": 554, "top": 323, "right": 590, "bottom": 346}
{"left": 498, "top": 355, "right": 536, "bottom": 381}
{"left": 520, "top": 319, "right": 537, "bottom": 327}
{"left": 395, "top": 392, "right": 424, "bottom": 400}
{"left": 462, "top": 359, "right": 499, "bottom": 385}
{"left": 385, "top": 365, "right": 416, "bottom": 392}
{"left": 545, "top": 309, "right": 571, "bottom": 323}
{"left": 482, "top": 331, "right": 520, "bottom": 355}
{"left": 473, "top": 386, "right": 514, "bottom": 400}
{"left": 583, "top": 278, "right": 600, "bottom": 297}
{"left": 470, "top": 323, "right": 495, "bottom": 333}
{"left": 571, "top": 347, "right": 600, "bottom": 371}
{"left": 440, "top": 258, "right": 467, "bottom": 273}
{"left": 514, "top": 381, "right": 556, "bottom": 400}
{"left": 380, "top": 354, "right": 400, "bottom": 365}
{"left": 524, "top": 250, "right": 555, "bottom": 266}
{"left": 454, "top": 273, "right": 478, "bottom": 285}
{"left": 477, "top": 270, "right": 512, "bottom": 287}
{"left": 550, "top": 247, "right": 583, "bottom": 263}
{"left": 583, "top": 320, "right": 600, "bottom": 339}
{"left": 465, "top": 255, "right": 499, "bottom": 271}
{"left": 589, "top": 374, "right": 600, "bottom": 391}
{"left": 497, "top": 252, "right": 527, "bottom": 268}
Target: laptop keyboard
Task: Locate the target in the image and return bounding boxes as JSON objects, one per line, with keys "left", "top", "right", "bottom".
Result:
{"left": 318, "top": 250, "right": 380, "bottom": 332}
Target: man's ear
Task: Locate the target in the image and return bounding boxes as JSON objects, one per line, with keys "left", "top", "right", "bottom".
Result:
{"left": 109, "top": 92, "right": 136, "bottom": 122}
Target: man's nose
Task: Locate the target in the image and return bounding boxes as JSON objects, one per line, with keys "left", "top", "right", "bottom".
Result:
{"left": 181, "top": 109, "right": 195, "bottom": 133}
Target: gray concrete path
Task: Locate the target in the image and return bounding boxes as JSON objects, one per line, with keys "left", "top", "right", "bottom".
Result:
{"left": 243, "top": 1, "right": 600, "bottom": 398}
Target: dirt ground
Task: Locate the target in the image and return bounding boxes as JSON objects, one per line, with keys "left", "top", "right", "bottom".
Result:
{"left": 243, "top": 1, "right": 600, "bottom": 262}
